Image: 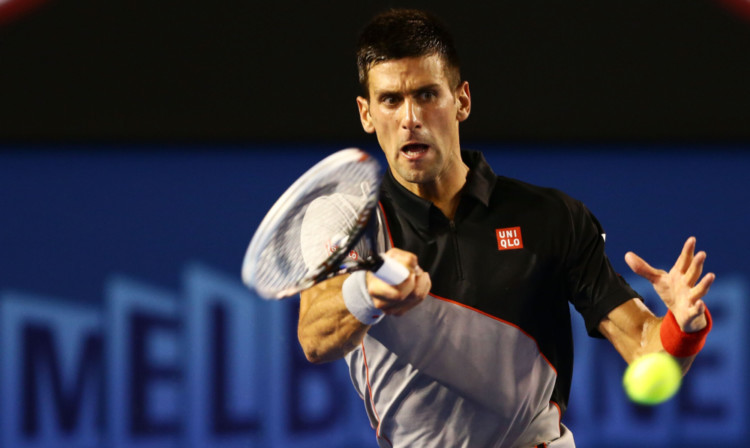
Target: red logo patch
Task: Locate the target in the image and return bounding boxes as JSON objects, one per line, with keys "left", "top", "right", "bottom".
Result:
{"left": 325, "top": 240, "right": 359, "bottom": 260}
{"left": 496, "top": 227, "right": 523, "bottom": 251}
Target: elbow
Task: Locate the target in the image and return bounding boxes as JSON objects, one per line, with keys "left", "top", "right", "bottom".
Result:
{"left": 300, "top": 345, "right": 339, "bottom": 364}
{"left": 298, "top": 334, "right": 339, "bottom": 364}
{"left": 297, "top": 315, "right": 362, "bottom": 364}
{"left": 298, "top": 335, "right": 320, "bottom": 363}
{"left": 300, "top": 344, "right": 327, "bottom": 364}
{"left": 299, "top": 335, "right": 358, "bottom": 364}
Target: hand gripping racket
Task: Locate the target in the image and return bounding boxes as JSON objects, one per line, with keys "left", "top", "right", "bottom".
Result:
{"left": 241, "top": 148, "right": 410, "bottom": 299}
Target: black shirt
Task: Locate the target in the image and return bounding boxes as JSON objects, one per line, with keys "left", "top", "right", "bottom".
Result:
{"left": 377, "top": 149, "right": 639, "bottom": 413}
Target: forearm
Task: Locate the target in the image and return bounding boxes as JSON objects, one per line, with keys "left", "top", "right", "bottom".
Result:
{"left": 599, "top": 299, "right": 661, "bottom": 363}
{"left": 601, "top": 315, "right": 695, "bottom": 374}
{"left": 298, "top": 275, "right": 370, "bottom": 363}
{"left": 599, "top": 298, "right": 708, "bottom": 375}
{"left": 297, "top": 249, "right": 430, "bottom": 363}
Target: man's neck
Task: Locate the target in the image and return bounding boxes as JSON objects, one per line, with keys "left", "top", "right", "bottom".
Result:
{"left": 400, "top": 160, "right": 469, "bottom": 220}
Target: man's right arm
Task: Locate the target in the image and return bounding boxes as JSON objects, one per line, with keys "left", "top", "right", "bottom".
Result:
{"left": 297, "top": 248, "right": 431, "bottom": 363}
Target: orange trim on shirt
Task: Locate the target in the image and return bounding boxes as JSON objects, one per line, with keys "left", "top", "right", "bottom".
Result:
{"left": 378, "top": 201, "right": 396, "bottom": 250}
{"left": 428, "top": 291, "right": 558, "bottom": 375}
{"left": 361, "top": 341, "right": 393, "bottom": 447}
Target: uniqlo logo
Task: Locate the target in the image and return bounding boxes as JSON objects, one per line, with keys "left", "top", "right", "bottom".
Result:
{"left": 496, "top": 226, "right": 523, "bottom": 251}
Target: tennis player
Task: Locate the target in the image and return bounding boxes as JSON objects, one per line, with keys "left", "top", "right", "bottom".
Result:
{"left": 297, "top": 9, "right": 714, "bottom": 447}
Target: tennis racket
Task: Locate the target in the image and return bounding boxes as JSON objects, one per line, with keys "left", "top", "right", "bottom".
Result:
{"left": 241, "top": 148, "right": 410, "bottom": 299}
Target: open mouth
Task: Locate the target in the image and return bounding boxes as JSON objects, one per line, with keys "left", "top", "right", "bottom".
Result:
{"left": 401, "top": 143, "right": 429, "bottom": 160}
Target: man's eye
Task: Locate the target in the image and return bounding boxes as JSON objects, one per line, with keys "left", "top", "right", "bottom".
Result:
{"left": 381, "top": 95, "right": 399, "bottom": 105}
{"left": 418, "top": 90, "right": 436, "bottom": 101}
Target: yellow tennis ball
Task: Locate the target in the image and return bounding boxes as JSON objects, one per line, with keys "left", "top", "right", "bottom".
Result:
{"left": 623, "top": 352, "right": 682, "bottom": 405}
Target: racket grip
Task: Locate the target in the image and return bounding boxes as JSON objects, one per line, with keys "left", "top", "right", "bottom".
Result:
{"left": 373, "top": 254, "right": 411, "bottom": 285}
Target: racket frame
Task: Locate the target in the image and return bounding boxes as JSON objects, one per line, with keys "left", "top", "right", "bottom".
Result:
{"left": 242, "top": 148, "right": 383, "bottom": 299}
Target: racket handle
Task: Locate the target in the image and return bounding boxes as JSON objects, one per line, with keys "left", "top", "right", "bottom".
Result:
{"left": 373, "top": 254, "right": 411, "bottom": 285}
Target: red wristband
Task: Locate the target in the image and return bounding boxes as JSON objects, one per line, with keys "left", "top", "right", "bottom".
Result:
{"left": 660, "top": 307, "right": 712, "bottom": 358}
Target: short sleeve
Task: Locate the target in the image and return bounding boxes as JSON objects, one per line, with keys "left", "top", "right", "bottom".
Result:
{"left": 565, "top": 200, "right": 641, "bottom": 338}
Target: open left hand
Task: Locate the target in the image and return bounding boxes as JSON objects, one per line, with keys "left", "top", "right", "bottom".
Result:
{"left": 625, "top": 236, "right": 715, "bottom": 333}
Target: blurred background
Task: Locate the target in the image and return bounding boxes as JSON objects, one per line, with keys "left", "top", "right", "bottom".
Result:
{"left": 1, "top": 1, "right": 748, "bottom": 447}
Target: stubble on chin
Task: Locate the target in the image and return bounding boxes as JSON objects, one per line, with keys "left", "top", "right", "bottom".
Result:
{"left": 394, "top": 159, "right": 441, "bottom": 186}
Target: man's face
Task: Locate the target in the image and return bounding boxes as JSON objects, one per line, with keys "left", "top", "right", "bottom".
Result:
{"left": 356, "top": 55, "right": 471, "bottom": 188}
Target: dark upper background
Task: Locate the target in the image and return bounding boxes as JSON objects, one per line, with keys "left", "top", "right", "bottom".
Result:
{"left": 1, "top": 0, "right": 749, "bottom": 145}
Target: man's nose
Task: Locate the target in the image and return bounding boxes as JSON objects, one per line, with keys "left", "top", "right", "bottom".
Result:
{"left": 400, "top": 99, "right": 422, "bottom": 130}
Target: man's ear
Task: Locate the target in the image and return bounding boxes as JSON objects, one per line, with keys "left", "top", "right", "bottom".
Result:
{"left": 456, "top": 81, "right": 471, "bottom": 122}
{"left": 356, "top": 96, "right": 376, "bottom": 134}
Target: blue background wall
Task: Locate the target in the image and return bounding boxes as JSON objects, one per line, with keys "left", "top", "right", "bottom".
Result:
{"left": 0, "top": 145, "right": 747, "bottom": 447}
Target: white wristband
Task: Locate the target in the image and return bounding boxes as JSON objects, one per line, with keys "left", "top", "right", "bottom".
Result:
{"left": 342, "top": 271, "right": 384, "bottom": 325}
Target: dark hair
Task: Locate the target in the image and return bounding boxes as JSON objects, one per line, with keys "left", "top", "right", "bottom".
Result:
{"left": 356, "top": 9, "right": 461, "bottom": 96}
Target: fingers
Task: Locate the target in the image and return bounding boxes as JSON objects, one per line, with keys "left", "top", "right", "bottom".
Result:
{"left": 691, "top": 272, "right": 715, "bottom": 302}
{"left": 684, "top": 250, "right": 706, "bottom": 286}
{"left": 626, "top": 237, "right": 701, "bottom": 286}
{"left": 366, "top": 248, "right": 421, "bottom": 301}
{"left": 673, "top": 237, "right": 712, "bottom": 300}
{"left": 383, "top": 247, "right": 419, "bottom": 272}
{"left": 624, "top": 251, "right": 662, "bottom": 283}
{"left": 687, "top": 299, "right": 705, "bottom": 316}
{"left": 627, "top": 238, "right": 713, "bottom": 333}
{"left": 387, "top": 271, "right": 431, "bottom": 316}
{"left": 367, "top": 271, "right": 415, "bottom": 301}
{"left": 367, "top": 249, "right": 431, "bottom": 317}
{"left": 410, "top": 268, "right": 432, "bottom": 302}
{"left": 675, "top": 236, "right": 696, "bottom": 274}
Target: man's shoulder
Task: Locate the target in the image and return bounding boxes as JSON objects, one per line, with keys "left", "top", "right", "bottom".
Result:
{"left": 492, "top": 175, "right": 578, "bottom": 208}
{"left": 462, "top": 149, "right": 580, "bottom": 208}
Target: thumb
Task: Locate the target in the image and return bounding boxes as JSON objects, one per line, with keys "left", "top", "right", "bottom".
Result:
{"left": 625, "top": 251, "right": 661, "bottom": 283}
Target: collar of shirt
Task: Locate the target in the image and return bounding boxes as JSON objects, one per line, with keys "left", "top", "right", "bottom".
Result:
{"left": 380, "top": 149, "right": 497, "bottom": 231}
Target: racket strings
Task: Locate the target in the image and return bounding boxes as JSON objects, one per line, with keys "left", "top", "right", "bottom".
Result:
{"left": 325, "top": 181, "right": 370, "bottom": 222}
{"left": 246, "top": 153, "right": 381, "bottom": 298}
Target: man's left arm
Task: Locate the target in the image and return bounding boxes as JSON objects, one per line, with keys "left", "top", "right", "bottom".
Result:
{"left": 598, "top": 237, "right": 715, "bottom": 373}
